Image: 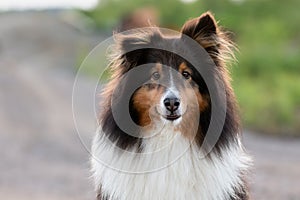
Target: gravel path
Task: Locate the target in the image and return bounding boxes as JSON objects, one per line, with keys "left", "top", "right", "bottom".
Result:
{"left": 0, "top": 12, "right": 299, "bottom": 200}
{"left": 244, "top": 132, "right": 300, "bottom": 200}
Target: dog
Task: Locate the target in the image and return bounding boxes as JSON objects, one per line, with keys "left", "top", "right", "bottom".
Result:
{"left": 91, "top": 12, "right": 251, "bottom": 200}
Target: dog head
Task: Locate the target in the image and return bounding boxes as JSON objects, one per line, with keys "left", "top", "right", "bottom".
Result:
{"left": 101, "top": 12, "right": 239, "bottom": 150}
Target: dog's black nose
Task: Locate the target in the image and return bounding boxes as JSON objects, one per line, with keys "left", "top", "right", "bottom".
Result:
{"left": 164, "top": 96, "right": 180, "bottom": 112}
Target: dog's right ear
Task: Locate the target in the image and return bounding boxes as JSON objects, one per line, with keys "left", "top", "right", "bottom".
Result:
{"left": 113, "top": 30, "right": 162, "bottom": 67}
{"left": 114, "top": 34, "right": 146, "bottom": 66}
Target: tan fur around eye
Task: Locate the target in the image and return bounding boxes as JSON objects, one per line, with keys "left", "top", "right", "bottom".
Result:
{"left": 178, "top": 62, "right": 192, "bottom": 74}
{"left": 132, "top": 85, "right": 164, "bottom": 128}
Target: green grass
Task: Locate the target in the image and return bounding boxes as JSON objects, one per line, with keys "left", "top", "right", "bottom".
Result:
{"left": 78, "top": 0, "right": 300, "bottom": 135}
{"left": 232, "top": 72, "right": 300, "bottom": 135}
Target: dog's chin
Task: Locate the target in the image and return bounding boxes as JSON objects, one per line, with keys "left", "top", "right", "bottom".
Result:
{"left": 162, "top": 114, "right": 181, "bottom": 121}
{"left": 159, "top": 114, "right": 182, "bottom": 127}
{"left": 154, "top": 106, "right": 185, "bottom": 125}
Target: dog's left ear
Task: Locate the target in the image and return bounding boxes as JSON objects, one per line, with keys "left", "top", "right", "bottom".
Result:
{"left": 181, "top": 12, "right": 221, "bottom": 57}
{"left": 181, "top": 12, "right": 218, "bottom": 38}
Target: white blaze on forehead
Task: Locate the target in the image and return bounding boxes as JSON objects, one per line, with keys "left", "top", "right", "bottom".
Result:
{"left": 160, "top": 69, "right": 181, "bottom": 111}
{"left": 166, "top": 66, "right": 181, "bottom": 97}
{"left": 169, "top": 66, "right": 176, "bottom": 91}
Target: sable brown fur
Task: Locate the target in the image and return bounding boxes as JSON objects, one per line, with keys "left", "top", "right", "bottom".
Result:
{"left": 96, "top": 11, "right": 250, "bottom": 200}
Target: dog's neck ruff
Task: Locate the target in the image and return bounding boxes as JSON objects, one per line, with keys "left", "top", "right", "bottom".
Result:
{"left": 91, "top": 126, "right": 249, "bottom": 200}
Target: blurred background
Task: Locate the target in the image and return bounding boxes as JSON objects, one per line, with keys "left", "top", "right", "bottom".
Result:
{"left": 0, "top": 0, "right": 299, "bottom": 199}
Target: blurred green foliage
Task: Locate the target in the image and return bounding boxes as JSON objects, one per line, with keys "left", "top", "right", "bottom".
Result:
{"left": 81, "top": 0, "right": 300, "bottom": 135}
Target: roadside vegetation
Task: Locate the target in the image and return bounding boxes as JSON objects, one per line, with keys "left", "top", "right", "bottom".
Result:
{"left": 80, "top": 0, "right": 300, "bottom": 136}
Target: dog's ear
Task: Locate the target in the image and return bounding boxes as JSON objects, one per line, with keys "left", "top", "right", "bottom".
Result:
{"left": 115, "top": 34, "right": 146, "bottom": 65}
{"left": 181, "top": 12, "right": 221, "bottom": 58}
{"left": 113, "top": 30, "right": 161, "bottom": 68}
{"left": 181, "top": 12, "right": 218, "bottom": 39}
{"left": 181, "top": 12, "right": 236, "bottom": 65}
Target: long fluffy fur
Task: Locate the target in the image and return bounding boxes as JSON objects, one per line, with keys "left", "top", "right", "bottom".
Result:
{"left": 91, "top": 12, "right": 251, "bottom": 200}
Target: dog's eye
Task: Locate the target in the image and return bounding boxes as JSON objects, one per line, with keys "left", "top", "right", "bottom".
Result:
{"left": 152, "top": 72, "right": 160, "bottom": 80}
{"left": 182, "top": 71, "right": 191, "bottom": 79}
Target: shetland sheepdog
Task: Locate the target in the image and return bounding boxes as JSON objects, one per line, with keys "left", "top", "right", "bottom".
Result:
{"left": 91, "top": 12, "right": 251, "bottom": 200}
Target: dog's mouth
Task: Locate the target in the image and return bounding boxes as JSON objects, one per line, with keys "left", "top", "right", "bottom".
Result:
{"left": 163, "top": 114, "right": 181, "bottom": 121}
{"left": 155, "top": 105, "right": 183, "bottom": 121}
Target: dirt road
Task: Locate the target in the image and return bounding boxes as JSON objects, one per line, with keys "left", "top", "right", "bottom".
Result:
{"left": 244, "top": 132, "right": 300, "bottom": 200}
{"left": 0, "top": 12, "right": 299, "bottom": 200}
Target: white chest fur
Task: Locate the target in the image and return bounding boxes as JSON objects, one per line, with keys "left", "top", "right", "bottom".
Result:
{"left": 91, "top": 128, "right": 249, "bottom": 200}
